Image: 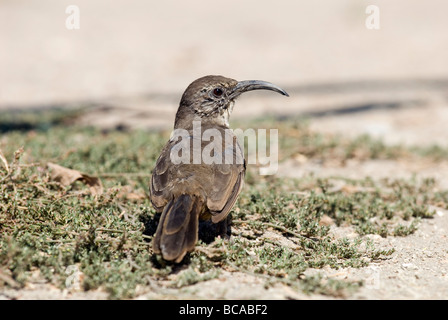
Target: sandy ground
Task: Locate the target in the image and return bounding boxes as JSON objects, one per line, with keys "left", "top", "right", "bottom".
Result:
{"left": 1, "top": 0, "right": 448, "bottom": 299}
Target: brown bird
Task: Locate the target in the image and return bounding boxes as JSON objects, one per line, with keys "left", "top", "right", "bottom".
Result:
{"left": 150, "top": 75, "right": 288, "bottom": 262}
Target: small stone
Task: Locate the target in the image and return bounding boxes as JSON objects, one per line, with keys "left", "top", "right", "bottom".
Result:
{"left": 319, "top": 214, "right": 334, "bottom": 226}
{"left": 401, "top": 263, "right": 418, "bottom": 270}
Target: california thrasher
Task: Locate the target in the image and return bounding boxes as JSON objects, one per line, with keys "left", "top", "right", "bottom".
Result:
{"left": 150, "top": 75, "right": 288, "bottom": 262}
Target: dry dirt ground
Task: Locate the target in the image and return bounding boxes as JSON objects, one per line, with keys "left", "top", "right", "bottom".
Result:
{"left": 1, "top": 0, "right": 448, "bottom": 299}
{"left": 2, "top": 92, "right": 448, "bottom": 300}
{"left": 2, "top": 81, "right": 448, "bottom": 300}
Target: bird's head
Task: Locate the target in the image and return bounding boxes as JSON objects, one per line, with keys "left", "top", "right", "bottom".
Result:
{"left": 175, "top": 75, "right": 288, "bottom": 129}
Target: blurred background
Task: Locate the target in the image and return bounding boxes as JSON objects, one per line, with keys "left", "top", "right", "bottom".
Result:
{"left": 1, "top": 0, "right": 448, "bottom": 144}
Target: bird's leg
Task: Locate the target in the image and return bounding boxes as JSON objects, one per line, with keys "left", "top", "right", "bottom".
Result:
{"left": 215, "top": 214, "right": 232, "bottom": 240}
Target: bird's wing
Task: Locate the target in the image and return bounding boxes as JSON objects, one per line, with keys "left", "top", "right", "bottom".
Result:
{"left": 151, "top": 130, "right": 245, "bottom": 222}
{"left": 207, "top": 161, "right": 245, "bottom": 223}
{"left": 206, "top": 133, "right": 246, "bottom": 223}
{"left": 150, "top": 141, "right": 174, "bottom": 212}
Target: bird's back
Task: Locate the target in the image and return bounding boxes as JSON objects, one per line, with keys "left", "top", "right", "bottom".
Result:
{"left": 150, "top": 124, "right": 245, "bottom": 222}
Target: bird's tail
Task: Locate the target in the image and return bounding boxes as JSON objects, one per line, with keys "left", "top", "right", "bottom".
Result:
{"left": 153, "top": 194, "right": 204, "bottom": 263}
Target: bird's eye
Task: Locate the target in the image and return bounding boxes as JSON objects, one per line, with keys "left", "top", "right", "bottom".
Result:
{"left": 212, "top": 88, "right": 224, "bottom": 97}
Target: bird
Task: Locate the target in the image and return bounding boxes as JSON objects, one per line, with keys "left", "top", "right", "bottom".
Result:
{"left": 150, "top": 75, "right": 288, "bottom": 262}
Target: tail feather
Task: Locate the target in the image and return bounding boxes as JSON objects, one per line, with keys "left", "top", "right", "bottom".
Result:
{"left": 153, "top": 194, "right": 203, "bottom": 262}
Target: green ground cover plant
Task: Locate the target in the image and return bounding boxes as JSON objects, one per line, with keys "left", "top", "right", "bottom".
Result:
{"left": 0, "top": 109, "right": 446, "bottom": 298}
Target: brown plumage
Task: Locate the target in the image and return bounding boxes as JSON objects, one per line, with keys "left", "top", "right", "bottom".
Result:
{"left": 150, "top": 75, "right": 288, "bottom": 262}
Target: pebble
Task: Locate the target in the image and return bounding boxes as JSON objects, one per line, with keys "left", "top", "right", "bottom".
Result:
{"left": 401, "top": 263, "right": 419, "bottom": 270}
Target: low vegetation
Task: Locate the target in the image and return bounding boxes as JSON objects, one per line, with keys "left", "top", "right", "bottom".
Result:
{"left": 0, "top": 109, "right": 446, "bottom": 298}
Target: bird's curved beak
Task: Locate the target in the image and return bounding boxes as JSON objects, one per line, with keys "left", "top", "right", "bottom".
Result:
{"left": 229, "top": 80, "right": 289, "bottom": 99}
